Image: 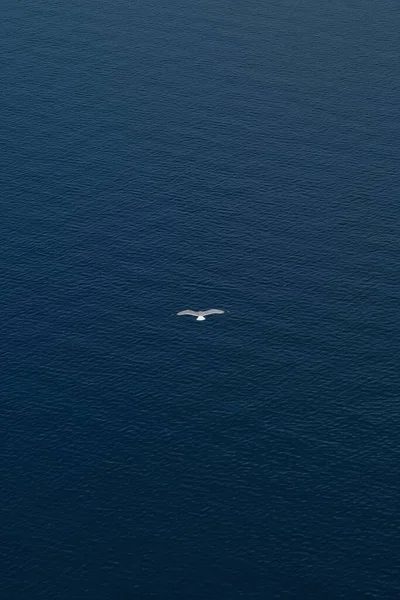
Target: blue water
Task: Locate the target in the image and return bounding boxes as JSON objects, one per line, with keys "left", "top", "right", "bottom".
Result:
{"left": 1, "top": 0, "right": 399, "bottom": 598}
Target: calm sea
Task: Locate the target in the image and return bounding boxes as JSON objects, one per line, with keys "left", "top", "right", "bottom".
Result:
{"left": 1, "top": 0, "right": 399, "bottom": 598}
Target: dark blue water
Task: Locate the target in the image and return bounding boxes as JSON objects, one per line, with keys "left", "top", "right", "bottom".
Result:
{"left": 2, "top": 0, "right": 399, "bottom": 598}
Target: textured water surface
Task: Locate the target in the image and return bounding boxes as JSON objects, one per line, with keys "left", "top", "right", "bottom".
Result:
{"left": 1, "top": 0, "right": 399, "bottom": 598}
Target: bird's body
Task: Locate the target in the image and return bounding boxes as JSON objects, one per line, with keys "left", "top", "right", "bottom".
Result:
{"left": 176, "top": 309, "right": 225, "bottom": 321}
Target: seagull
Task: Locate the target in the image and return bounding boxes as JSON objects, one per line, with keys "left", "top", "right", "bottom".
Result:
{"left": 176, "top": 309, "right": 225, "bottom": 321}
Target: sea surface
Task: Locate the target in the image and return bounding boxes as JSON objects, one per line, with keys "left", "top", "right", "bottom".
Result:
{"left": 1, "top": 0, "right": 399, "bottom": 598}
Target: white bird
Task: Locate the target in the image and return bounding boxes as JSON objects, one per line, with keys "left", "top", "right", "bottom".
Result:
{"left": 176, "top": 309, "right": 225, "bottom": 321}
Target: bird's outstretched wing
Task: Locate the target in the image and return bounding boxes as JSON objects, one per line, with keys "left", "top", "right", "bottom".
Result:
{"left": 201, "top": 309, "right": 225, "bottom": 316}
{"left": 177, "top": 310, "right": 199, "bottom": 316}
